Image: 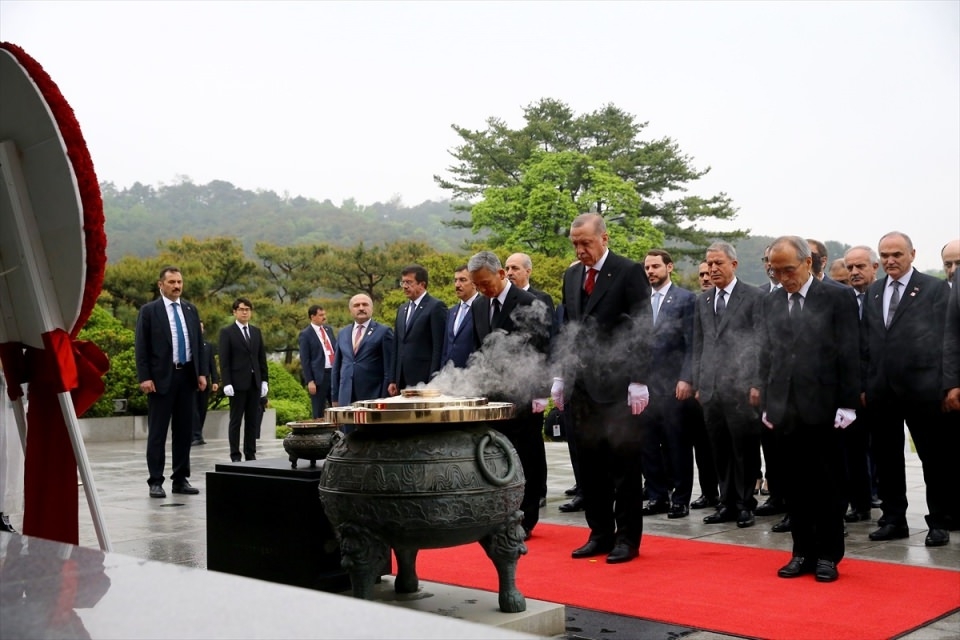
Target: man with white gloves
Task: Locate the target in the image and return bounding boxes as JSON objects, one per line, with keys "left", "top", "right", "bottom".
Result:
{"left": 758, "top": 236, "right": 860, "bottom": 583}
{"left": 552, "top": 213, "right": 652, "bottom": 565}
{"left": 219, "top": 297, "right": 269, "bottom": 463}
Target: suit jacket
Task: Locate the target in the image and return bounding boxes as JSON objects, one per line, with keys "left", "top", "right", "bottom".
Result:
{"left": 440, "top": 298, "right": 476, "bottom": 368}
{"left": 861, "top": 270, "right": 949, "bottom": 405}
{"left": 759, "top": 278, "right": 860, "bottom": 426}
{"left": 332, "top": 320, "right": 395, "bottom": 405}
{"left": 299, "top": 323, "right": 335, "bottom": 386}
{"left": 200, "top": 340, "right": 219, "bottom": 386}
{"left": 219, "top": 323, "right": 268, "bottom": 392}
{"left": 692, "top": 279, "right": 764, "bottom": 404}
{"left": 559, "top": 252, "right": 652, "bottom": 404}
{"left": 647, "top": 285, "right": 696, "bottom": 396}
{"left": 527, "top": 286, "right": 557, "bottom": 338}
{"left": 944, "top": 270, "right": 960, "bottom": 393}
{"left": 394, "top": 293, "right": 447, "bottom": 388}
{"left": 135, "top": 297, "right": 206, "bottom": 394}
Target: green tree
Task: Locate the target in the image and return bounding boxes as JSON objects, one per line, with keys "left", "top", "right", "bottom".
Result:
{"left": 435, "top": 98, "right": 746, "bottom": 260}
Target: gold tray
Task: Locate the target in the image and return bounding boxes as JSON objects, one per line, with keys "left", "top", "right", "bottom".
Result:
{"left": 326, "top": 391, "right": 515, "bottom": 425}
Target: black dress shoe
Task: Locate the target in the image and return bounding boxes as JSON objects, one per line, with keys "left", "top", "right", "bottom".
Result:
{"left": 736, "top": 510, "right": 756, "bottom": 528}
{"left": 868, "top": 523, "right": 909, "bottom": 541}
{"left": 606, "top": 543, "right": 639, "bottom": 564}
{"left": 815, "top": 559, "right": 839, "bottom": 582}
{"left": 703, "top": 507, "right": 735, "bottom": 524}
{"left": 641, "top": 500, "right": 670, "bottom": 516}
{"left": 564, "top": 485, "right": 578, "bottom": 497}
{"left": 538, "top": 497, "right": 547, "bottom": 508}
{"left": 690, "top": 495, "right": 719, "bottom": 510}
{"left": 777, "top": 556, "right": 814, "bottom": 578}
{"left": 924, "top": 528, "right": 949, "bottom": 547}
{"left": 0, "top": 513, "right": 16, "bottom": 533}
{"left": 755, "top": 497, "right": 784, "bottom": 516}
{"left": 667, "top": 503, "right": 690, "bottom": 519}
{"left": 523, "top": 527, "right": 533, "bottom": 541}
{"left": 171, "top": 480, "right": 199, "bottom": 495}
{"left": 559, "top": 496, "right": 585, "bottom": 513}
{"left": 149, "top": 484, "right": 166, "bottom": 499}
{"left": 871, "top": 495, "right": 882, "bottom": 509}
{"left": 230, "top": 455, "right": 242, "bottom": 463}
{"left": 771, "top": 514, "right": 792, "bottom": 532}
{"left": 571, "top": 538, "right": 614, "bottom": 559}
{"left": 844, "top": 508, "right": 872, "bottom": 523}
{"left": 191, "top": 439, "right": 206, "bottom": 446}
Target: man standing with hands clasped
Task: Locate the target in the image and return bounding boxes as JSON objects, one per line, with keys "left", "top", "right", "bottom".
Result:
{"left": 219, "top": 298, "right": 269, "bottom": 463}
{"left": 759, "top": 236, "right": 860, "bottom": 583}
{"left": 135, "top": 266, "right": 207, "bottom": 498}
{"left": 299, "top": 305, "right": 336, "bottom": 418}
{"left": 552, "top": 213, "right": 653, "bottom": 564}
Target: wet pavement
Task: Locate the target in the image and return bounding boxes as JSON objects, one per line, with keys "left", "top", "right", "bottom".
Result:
{"left": 4, "top": 434, "right": 958, "bottom": 639}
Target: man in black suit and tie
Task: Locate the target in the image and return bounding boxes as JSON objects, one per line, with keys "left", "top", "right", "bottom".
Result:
{"left": 759, "top": 236, "right": 860, "bottom": 583}
{"left": 552, "top": 213, "right": 653, "bottom": 564}
{"left": 440, "top": 265, "right": 479, "bottom": 369}
{"left": 332, "top": 294, "right": 395, "bottom": 411}
{"left": 468, "top": 251, "right": 551, "bottom": 539}
{"left": 219, "top": 298, "right": 269, "bottom": 462}
{"left": 299, "top": 305, "right": 336, "bottom": 418}
{"left": 135, "top": 266, "right": 208, "bottom": 498}
{"left": 693, "top": 241, "right": 764, "bottom": 529}
{"left": 638, "top": 249, "right": 697, "bottom": 519}
{"left": 861, "top": 231, "right": 953, "bottom": 547}
{"left": 389, "top": 265, "right": 447, "bottom": 395}
{"left": 191, "top": 323, "right": 219, "bottom": 446}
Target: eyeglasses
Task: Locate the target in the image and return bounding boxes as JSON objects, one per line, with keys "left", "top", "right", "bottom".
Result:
{"left": 770, "top": 263, "right": 803, "bottom": 277}
{"left": 400, "top": 279, "right": 417, "bottom": 287}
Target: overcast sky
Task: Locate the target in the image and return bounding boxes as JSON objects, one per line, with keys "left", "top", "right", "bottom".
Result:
{"left": 2, "top": 0, "right": 957, "bottom": 271}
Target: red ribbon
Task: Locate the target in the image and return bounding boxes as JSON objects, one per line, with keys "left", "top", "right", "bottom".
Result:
{"left": 0, "top": 330, "right": 109, "bottom": 544}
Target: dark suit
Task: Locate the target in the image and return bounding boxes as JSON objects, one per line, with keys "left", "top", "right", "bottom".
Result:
{"left": 640, "top": 284, "right": 697, "bottom": 507}
{"left": 440, "top": 296, "right": 477, "bottom": 368}
{"left": 394, "top": 293, "right": 447, "bottom": 389}
{"left": 299, "top": 323, "right": 335, "bottom": 418}
{"left": 472, "top": 283, "right": 551, "bottom": 534}
{"left": 861, "top": 270, "right": 953, "bottom": 530}
{"left": 560, "top": 253, "right": 652, "bottom": 549}
{"left": 135, "top": 297, "right": 206, "bottom": 487}
{"left": 945, "top": 270, "right": 960, "bottom": 395}
{"left": 692, "top": 279, "right": 764, "bottom": 513}
{"left": 219, "top": 323, "right": 269, "bottom": 461}
{"left": 759, "top": 278, "right": 860, "bottom": 563}
{"left": 192, "top": 340, "right": 219, "bottom": 441}
{"left": 332, "top": 321, "right": 395, "bottom": 407}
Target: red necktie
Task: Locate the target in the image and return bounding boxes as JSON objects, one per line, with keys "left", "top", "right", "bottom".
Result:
{"left": 353, "top": 325, "right": 364, "bottom": 353}
{"left": 584, "top": 268, "right": 597, "bottom": 295}
{"left": 318, "top": 327, "right": 334, "bottom": 365}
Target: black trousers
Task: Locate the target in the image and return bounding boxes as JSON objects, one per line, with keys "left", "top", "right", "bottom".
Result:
{"left": 570, "top": 385, "right": 644, "bottom": 548}
{"left": 193, "top": 387, "right": 211, "bottom": 441}
{"left": 639, "top": 392, "right": 694, "bottom": 506}
{"left": 703, "top": 392, "right": 761, "bottom": 512}
{"left": 841, "top": 409, "right": 873, "bottom": 514}
{"left": 498, "top": 409, "right": 547, "bottom": 533}
{"left": 228, "top": 374, "right": 262, "bottom": 461}
{"left": 146, "top": 365, "right": 196, "bottom": 486}
{"left": 310, "top": 368, "right": 333, "bottom": 419}
{"left": 684, "top": 398, "right": 718, "bottom": 499}
{"left": 774, "top": 408, "right": 846, "bottom": 564}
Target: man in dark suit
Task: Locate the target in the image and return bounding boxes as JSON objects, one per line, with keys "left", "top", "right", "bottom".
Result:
{"left": 638, "top": 249, "right": 697, "bottom": 519}
{"left": 693, "top": 241, "right": 764, "bottom": 529}
{"left": 390, "top": 265, "right": 446, "bottom": 395}
{"left": 219, "top": 297, "right": 269, "bottom": 463}
{"left": 468, "top": 251, "right": 551, "bottom": 539}
{"left": 690, "top": 260, "right": 721, "bottom": 510}
{"left": 945, "top": 269, "right": 960, "bottom": 413}
{"left": 298, "top": 305, "right": 336, "bottom": 418}
{"left": 331, "top": 293, "right": 395, "bottom": 411}
{"left": 440, "top": 265, "right": 478, "bottom": 369}
{"left": 759, "top": 236, "right": 860, "bottom": 583}
{"left": 191, "top": 323, "right": 219, "bottom": 445}
{"left": 135, "top": 266, "right": 208, "bottom": 498}
{"left": 552, "top": 213, "right": 652, "bottom": 564}
{"left": 861, "top": 231, "right": 953, "bottom": 547}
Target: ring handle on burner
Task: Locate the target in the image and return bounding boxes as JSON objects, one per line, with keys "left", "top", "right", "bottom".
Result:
{"left": 476, "top": 431, "right": 517, "bottom": 486}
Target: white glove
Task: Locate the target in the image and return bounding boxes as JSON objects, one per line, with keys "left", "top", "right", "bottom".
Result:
{"left": 261, "top": 381, "right": 269, "bottom": 398}
{"left": 550, "top": 378, "right": 565, "bottom": 411}
{"left": 627, "top": 383, "right": 649, "bottom": 415}
{"left": 761, "top": 411, "right": 774, "bottom": 429}
{"left": 532, "top": 398, "right": 548, "bottom": 413}
{"left": 223, "top": 384, "right": 235, "bottom": 397}
{"left": 834, "top": 408, "right": 856, "bottom": 429}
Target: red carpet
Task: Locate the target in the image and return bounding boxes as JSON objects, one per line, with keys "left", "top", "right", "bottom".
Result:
{"left": 412, "top": 523, "right": 960, "bottom": 640}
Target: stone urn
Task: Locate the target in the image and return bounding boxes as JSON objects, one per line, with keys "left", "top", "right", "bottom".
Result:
{"left": 282, "top": 420, "right": 339, "bottom": 468}
{"left": 319, "top": 390, "right": 527, "bottom": 612}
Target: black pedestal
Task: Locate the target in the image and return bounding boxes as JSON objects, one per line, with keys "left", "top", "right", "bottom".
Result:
{"left": 206, "top": 458, "right": 349, "bottom": 592}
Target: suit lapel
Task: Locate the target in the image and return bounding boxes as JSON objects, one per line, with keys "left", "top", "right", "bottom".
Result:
{"left": 584, "top": 263, "right": 613, "bottom": 317}
{"left": 887, "top": 275, "right": 922, "bottom": 330}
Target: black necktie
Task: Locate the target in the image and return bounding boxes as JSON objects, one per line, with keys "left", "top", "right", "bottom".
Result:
{"left": 491, "top": 298, "right": 502, "bottom": 325}
{"left": 886, "top": 281, "right": 900, "bottom": 328}
{"left": 243, "top": 325, "right": 250, "bottom": 344}
{"left": 715, "top": 289, "right": 726, "bottom": 317}
{"left": 790, "top": 292, "right": 803, "bottom": 320}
